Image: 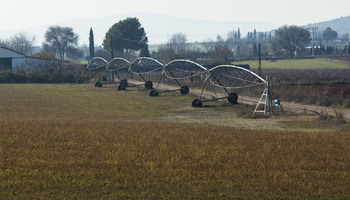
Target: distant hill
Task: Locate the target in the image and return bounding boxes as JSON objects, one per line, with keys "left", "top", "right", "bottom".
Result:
{"left": 2, "top": 13, "right": 349, "bottom": 46}
{"left": 304, "top": 16, "right": 350, "bottom": 36}
{"left": 1, "top": 12, "right": 279, "bottom": 46}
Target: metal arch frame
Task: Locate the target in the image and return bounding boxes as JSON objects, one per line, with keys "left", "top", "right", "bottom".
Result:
{"left": 86, "top": 57, "right": 110, "bottom": 87}
{"left": 106, "top": 57, "right": 131, "bottom": 89}
{"left": 192, "top": 65, "right": 269, "bottom": 111}
{"left": 86, "top": 57, "right": 109, "bottom": 71}
{"left": 121, "top": 57, "right": 164, "bottom": 90}
{"left": 150, "top": 59, "right": 208, "bottom": 97}
{"left": 163, "top": 59, "right": 208, "bottom": 80}
{"left": 106, "top": 57, "right": 130, "bottom": 72}
{"left": 208, "top": 65, "right": 266, "bottom": 89}
{"left": 129, "top": 57, "right": 164, "bottom": 74}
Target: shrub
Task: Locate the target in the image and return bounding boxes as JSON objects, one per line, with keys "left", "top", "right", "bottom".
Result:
{"left": 0, "top": 62, "right": 90, "bottom": 84}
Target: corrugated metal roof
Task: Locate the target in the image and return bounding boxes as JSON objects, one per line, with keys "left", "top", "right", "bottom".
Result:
{"left": 0, "top": 46, "right": 26, "bottom": 58}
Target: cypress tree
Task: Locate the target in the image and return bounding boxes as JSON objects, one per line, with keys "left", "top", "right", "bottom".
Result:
{"left": 238, "top": 28, "right": 241, "bottom": 40}
{"left": 253, "top": 29, "right": 257, "bottom": 42}
{"left": 89, "top": 27, "right": 94, "bottom": 57}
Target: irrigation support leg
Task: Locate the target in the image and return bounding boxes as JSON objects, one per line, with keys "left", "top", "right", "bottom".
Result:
{"left": 265, "top": 76, "right": 274, "bottom": 115}
{"left": 168, "top": 71, "right": 183, "bottom": 87}
{"left": 139, "top": 73, "right": 147, "bottom": 82}
{"left": 155, "top": 71, "right": 165, "bottom": 91}
{"left": 212, "top": 74, "right": 230, "bottom": 94}
{"left": 198, "top": 75, "right": 210, "bottom": 100}
{"left": 252, "top": 76, "right": 274, "bottom": 116}
{"left": 114, "top": 71, "right": 122, "bottom": 82}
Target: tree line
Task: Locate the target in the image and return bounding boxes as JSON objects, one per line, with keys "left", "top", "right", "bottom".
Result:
{"left": 1, "top": 17, "right": 349, "bottom": 64}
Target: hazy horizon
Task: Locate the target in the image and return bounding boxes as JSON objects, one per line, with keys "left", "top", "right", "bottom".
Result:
{"left": 1, "top": 0, "right": 350, "bottom": 46}
{"left": 2, "top": 0, "right": 349, "bottom": 29}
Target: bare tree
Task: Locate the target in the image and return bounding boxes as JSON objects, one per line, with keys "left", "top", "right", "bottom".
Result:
{"left": 202, "top": 38, "right": 216, "bottom": 52}
{"left": 157, "top": 43, "right": 176, "bottom": 63}
{"left": 168, "top": 33, "right": 187, "bottom": 54}
{"left": 9, "top": 32, "right": 36, "bottom": 55}
{"left": 0, "top": 38, "right": 10, "bottom": 48}
{"left": 209, "top": 45, "right": 234, "bottom": 65}
{"left": 271, "top": 25, "right": 311, "bottom": 58}
{"left": 216, "top": 35, "right": 226, "bottom": 46}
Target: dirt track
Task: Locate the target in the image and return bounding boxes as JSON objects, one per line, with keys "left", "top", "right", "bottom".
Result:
{"left": 129, "top": 80, "right": 350, "bottom": 120}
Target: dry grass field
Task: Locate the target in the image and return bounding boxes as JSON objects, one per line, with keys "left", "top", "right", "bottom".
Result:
{"left": 1, "top": 84, "right": 350, "bottom": 199}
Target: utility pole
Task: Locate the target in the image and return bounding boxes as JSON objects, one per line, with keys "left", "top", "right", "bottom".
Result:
{"left": 110, "top": 35, "right": 114, "bottom": 59}
{"left": 307, "top": 27, "right": 319, "bottom": 56}
{"left": 110, "top": 35, "right": 114, "bottom": 82}
{"left": 258, "top": 43, "right": 261, "bottom": 77}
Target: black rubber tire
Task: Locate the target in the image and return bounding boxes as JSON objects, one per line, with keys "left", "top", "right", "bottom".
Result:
{"left": 120, "top": 80, "right": 127, "bottom": 87}
{"left": 117, "top": 85, "right": 126, "bottom": 91}
{"left": 95, "top": 81, "right": 102, "bottom": 87}
{"left": 180, "top": 86, "right": 190, "bottom": 95}
{"left": 192, "top": 99, "right": 203, "bottom": 107}
{"left": 144, "top": 81, "right": 153, "bottom": 89}
{"left": 149, "top": 89, "right": 159, "bottom": 97}
{"left": 227, "top": 93, "right": 238, "bottom": 104}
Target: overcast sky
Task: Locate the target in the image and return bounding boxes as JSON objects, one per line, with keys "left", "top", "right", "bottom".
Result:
{"left": 1, "top": 0, "right": 349, "bottom": 30}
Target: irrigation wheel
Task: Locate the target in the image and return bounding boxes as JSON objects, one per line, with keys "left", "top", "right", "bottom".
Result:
{"left": 192, "top": 99, "right": 203, "bottom": 107}
{"left": 95, "top": 81, "right": 102, "bottom": 87}
{"left": 227, "top": 93, "right": 238, "bottom": 104}
{"left": 149, "top": 89, "right": 159, "bottom": 97}
{"left": 117, "top": 84, "right": 126, "bottom": 91}
{"left": 120, "top": 80, "right": 128, "bottom": 87}
{"left": 180, "top": 86, "right": 190, "bottom": 95}
{"left": 144, "top": 81, "right": 153, "bottom": 89}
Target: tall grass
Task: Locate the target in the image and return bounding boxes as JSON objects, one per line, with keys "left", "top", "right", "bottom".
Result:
{"left": 1, "top": 84, "right": 350, "bottom": 199}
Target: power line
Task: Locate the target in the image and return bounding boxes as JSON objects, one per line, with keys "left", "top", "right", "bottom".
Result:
{"left": 112, "top": 36, "right": 143, "bottom": 44}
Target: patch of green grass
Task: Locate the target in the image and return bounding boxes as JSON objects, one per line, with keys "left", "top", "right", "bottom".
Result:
{"left": 233, "top": 59, "right": 350, "bottom": 69}
{"left": 5, "top": 84, "right": 184, "bottom": 119}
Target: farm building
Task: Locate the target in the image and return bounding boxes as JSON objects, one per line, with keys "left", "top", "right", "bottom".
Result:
{"left": 0, "top": 46, "right": 47, "bottom": 73}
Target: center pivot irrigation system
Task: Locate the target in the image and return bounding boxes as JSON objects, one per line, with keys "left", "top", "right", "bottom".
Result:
{"left": 149, "top": 59, "right": 207, "bottom": 97}
{"left": 106, "top": 57, "right": 130, "bottom": 90}
{"left": 123, "top": 57, "right": 164, "bottom": 91}
{"left": 190, "top": 65, "right": 281, "bottom": 115}
{"left": 86, "top": 57, "right": 109, "bottom": 87}
{"left": 192, "top": 65, "right": 264, "bottom": 106}
{"left": 86, "top": 57, "right": 283, "bottom": 116}
{"left": 87, "top": 57, "right": 163, "bottom": 90}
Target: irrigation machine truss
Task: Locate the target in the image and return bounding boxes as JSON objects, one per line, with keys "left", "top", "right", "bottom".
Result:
{"left": 124, "top": 57, "right": 164, "bottom": 91}
{"left": 149, "top": 59, "right": 208, "bottom": 97}
{"left": 106, "top": 57, "right": 131, "bottom": 90}
{"left": 86, "top": 57, "right": 110, "bottom": 87}
{"left": 86, "top": 57, "right": 283, "bottom": 116}
{"left": 191, "top": 65, "right": 279, "bottom": 116}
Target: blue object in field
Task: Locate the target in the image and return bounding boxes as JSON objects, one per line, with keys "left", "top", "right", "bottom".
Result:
{"left": 274, "top": 99, "right": 280, "bottom": 106}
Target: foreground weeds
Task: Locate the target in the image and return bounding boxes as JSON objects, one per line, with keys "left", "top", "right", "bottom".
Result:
{"left": 2, "top": 120, "right": 350, "bottom": 199}
{"left": 1, "top": 84, "right": 350, "bottom": 199}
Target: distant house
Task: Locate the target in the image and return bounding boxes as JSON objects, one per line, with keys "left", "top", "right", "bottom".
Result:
{"left": 0, "top": 46, "right": 47, "bottom": 73}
